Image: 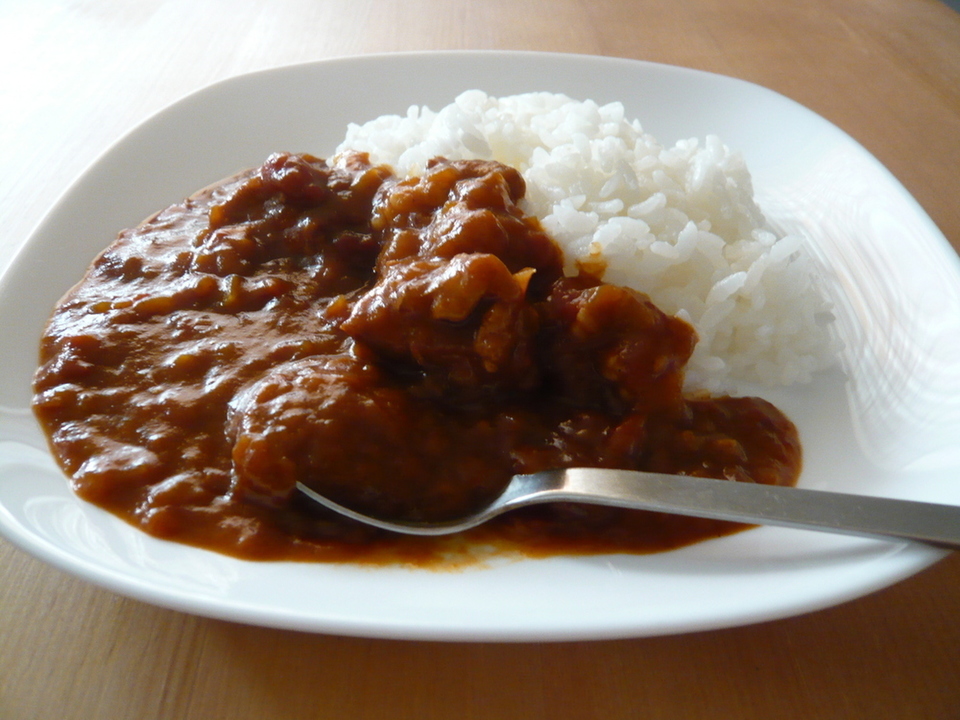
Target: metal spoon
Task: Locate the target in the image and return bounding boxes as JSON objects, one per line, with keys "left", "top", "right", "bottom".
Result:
{"left": 296, "top": 468, "right": 960, "bottom": 549}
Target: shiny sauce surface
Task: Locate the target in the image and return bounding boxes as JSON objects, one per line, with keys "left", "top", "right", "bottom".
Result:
{"left": 33, "top": 153, "right": 801, "bottom": 565}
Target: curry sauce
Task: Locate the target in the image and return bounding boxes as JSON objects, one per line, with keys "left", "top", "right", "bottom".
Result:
{"left": 33, "top": 152, "right": 801, "bottom": 565}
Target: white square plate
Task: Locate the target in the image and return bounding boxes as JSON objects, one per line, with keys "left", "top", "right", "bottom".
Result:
{"left": 1, "top": 51, "right": 958, "bottom": 641}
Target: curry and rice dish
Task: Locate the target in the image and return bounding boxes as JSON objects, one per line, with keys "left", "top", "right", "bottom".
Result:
{"left": 32, "top": 93, "right": 834, "bottom": 565}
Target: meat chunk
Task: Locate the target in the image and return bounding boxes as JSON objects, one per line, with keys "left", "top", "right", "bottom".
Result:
{"left": 341, "top": 158, "right": 564, "bottom": 402}
{"left": 228, "top": 355, "right": 513, "bottom": 521}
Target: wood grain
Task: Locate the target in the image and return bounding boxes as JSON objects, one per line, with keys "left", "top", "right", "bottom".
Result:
{"left": 2, "top": 1, "right": 959, "bottom": 718}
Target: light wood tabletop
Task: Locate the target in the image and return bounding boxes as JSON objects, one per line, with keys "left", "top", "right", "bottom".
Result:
{"left": 2, "top": 1, "right": 959, "bottom": 718}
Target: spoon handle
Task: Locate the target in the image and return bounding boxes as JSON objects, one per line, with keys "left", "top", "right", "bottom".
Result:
{"left": 535, "top": 469, "right": 960, "bottom": 550}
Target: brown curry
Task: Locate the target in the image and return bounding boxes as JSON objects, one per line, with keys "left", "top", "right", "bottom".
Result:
{"left": 33, "top": 152, "right": 800, "bottom": 565}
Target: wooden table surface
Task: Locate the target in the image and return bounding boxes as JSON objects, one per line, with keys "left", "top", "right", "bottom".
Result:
{"left": 2, "top": 1, "right": 959, "bottom": 718}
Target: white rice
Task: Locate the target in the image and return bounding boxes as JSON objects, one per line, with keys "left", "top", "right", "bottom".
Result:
{"left": 336, "top": 90, "right": 838, "bottom": 391}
